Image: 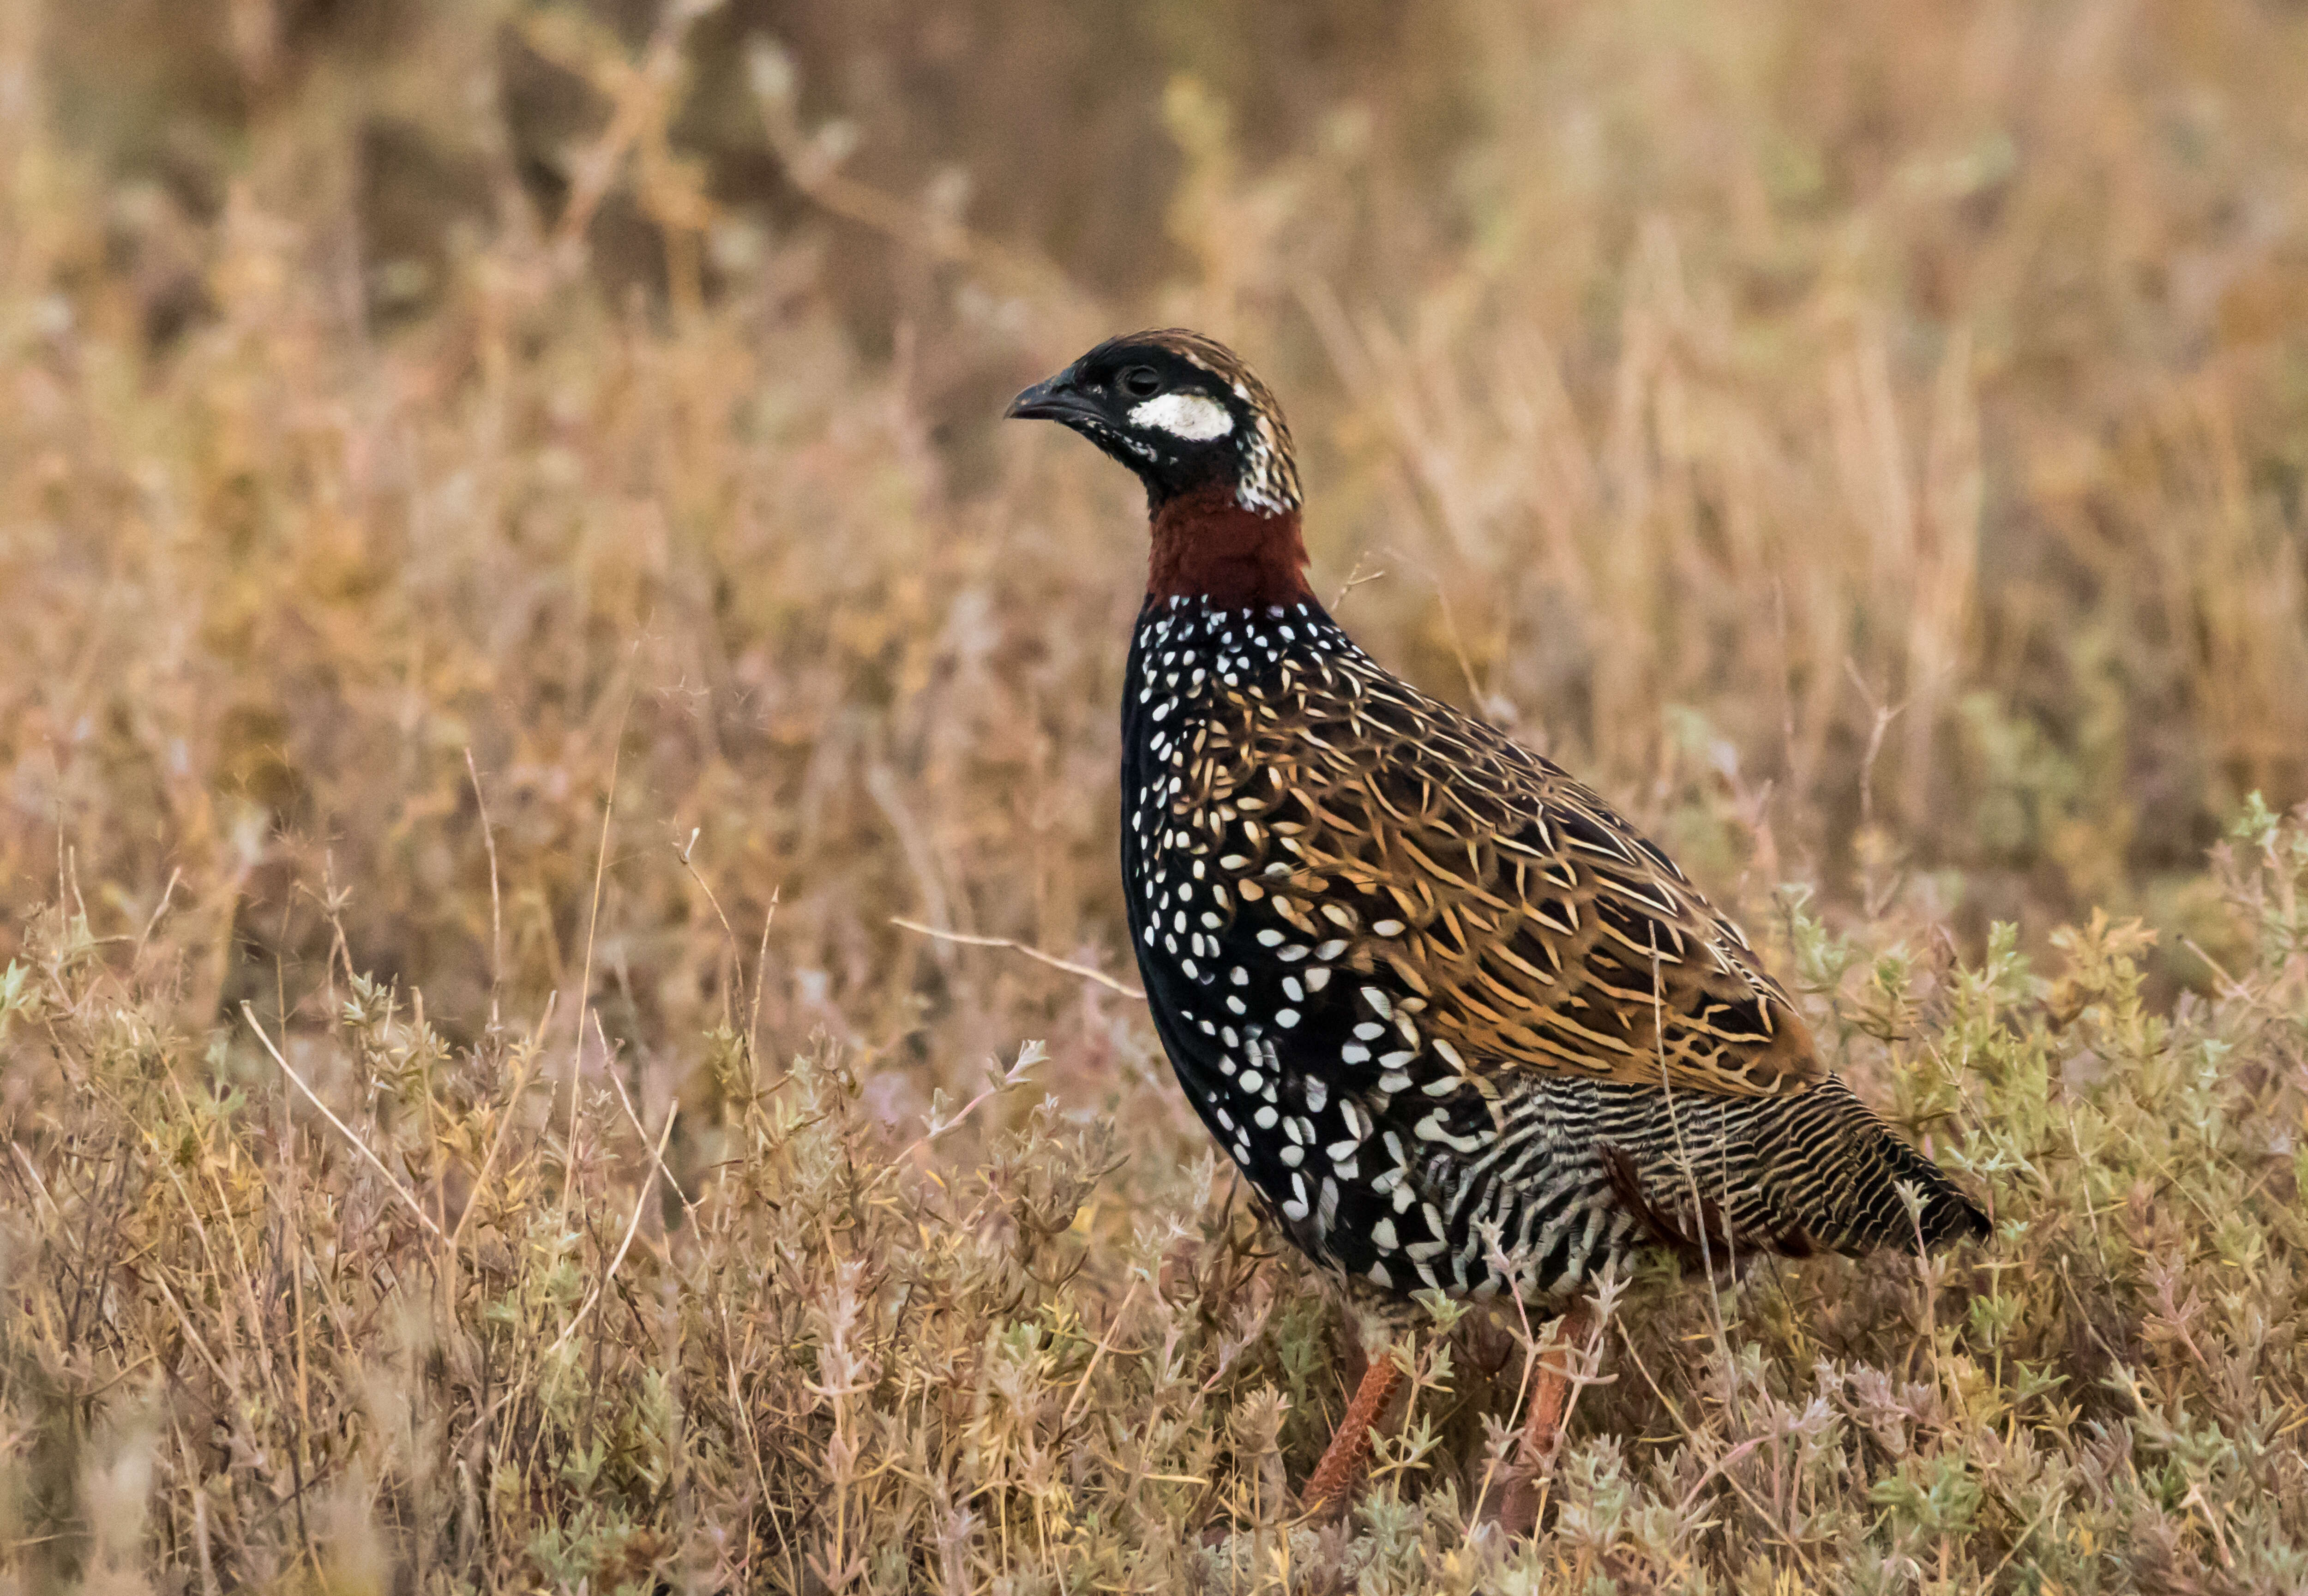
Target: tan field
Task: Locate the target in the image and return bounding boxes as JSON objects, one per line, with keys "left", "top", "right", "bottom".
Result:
{"left": 3, "top": 0, "right": 2307, "bottom": 1588}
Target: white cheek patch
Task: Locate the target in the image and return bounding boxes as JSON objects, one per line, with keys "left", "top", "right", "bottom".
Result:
{"left": 1129, "top": 392, "right": 1235, "bottom": 442}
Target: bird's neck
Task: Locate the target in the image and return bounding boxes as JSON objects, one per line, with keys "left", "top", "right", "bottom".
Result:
{"left": 1146, "top": 483, "right": 1312, "bottom": 608}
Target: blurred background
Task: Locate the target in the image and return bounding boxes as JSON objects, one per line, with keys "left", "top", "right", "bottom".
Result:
{"left": 4, "top": 0, "right": 2306, "bottom": 1122}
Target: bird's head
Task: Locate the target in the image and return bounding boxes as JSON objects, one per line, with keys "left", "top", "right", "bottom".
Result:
{"left": 1006, "top": 330, "right": 1302, "bottom": 518}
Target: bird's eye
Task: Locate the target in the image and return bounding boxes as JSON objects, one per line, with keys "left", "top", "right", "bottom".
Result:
{"left": 1119, "top": 366, "right": 1163, "bottom": 400}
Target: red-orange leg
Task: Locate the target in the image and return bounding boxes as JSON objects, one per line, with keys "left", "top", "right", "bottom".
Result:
{"left": 1300, "top": 1352, "right": 1406, "bottom": 1518}
{"left": 1494, "top": 1300, "right": 1597, "bottom": 1536}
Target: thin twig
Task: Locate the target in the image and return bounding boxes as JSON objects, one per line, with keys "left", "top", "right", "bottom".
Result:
{"left": 1843, "top": 659, "right": 1906, "bottom": 838}
{"left": 598, "top": 1010, "right": 694, "bottom": 1212}
{"left": 465, "top": 749, "right": 505, "bottom": 1029}
{"left": 243, "top": 1003, "right": 444, "bottom": 1240}
{"left": 1676, "top": 1433, "right": 1773, "bottom": 1517}
{"left": 563, "top": 656, "right": 640, "bottom": 1219}
{"left": 135, "top": 866, "right": 181, "bottom": 960}
{"left": 1060, "top": 1278, "right": 1144, "bottom": 1429}
{"left": 862, "top": 1042, "right": 1047, "bottom": 1199}
{"left": 546, "top": 1102, "right": 677, "bottom": 1358}
{"left": 1979, "top": 1500, "right": 2053, "bottom": 1589}
{"left": 11, "top": 1143, "right": 56, "bottom": 1222}
{"left": 675, "top": 831, "right": 745, "bottom": 1025}
{"left": 891, "top": 917, "right": 1145, "bottom": 1000}
{"left": 749, "top": 887, "right": 780, "bottom": 1073}
{"left": 2179, "top": 935, "right": 2250, "bottom": 1000}
{"left": 1329, "top": 555, "right": 1388, "bottom": 612}
{"left": 149, "top": 1270, "right": 234, "bottom": 1387}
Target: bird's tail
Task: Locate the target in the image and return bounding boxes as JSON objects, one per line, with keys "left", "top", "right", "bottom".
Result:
{"left": 1605, "top": 1075, "right": 1989, "bottom": 1260}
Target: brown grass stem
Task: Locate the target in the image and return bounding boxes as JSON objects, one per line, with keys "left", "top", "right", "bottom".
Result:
{"left": 242, "top": 1002, "right": 445, "bottom": 1242}
{"left": 891, "top": 917, "right": 1146, "bottom": 1000}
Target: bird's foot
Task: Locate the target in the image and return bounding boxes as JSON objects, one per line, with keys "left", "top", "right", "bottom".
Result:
{"left": 1490, "top": 1299, "right": 1599, "bottom": 1537}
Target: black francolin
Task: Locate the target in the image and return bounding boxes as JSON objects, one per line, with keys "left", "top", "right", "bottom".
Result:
{"left": 1008, "top": 330, "right": 1989, "bottom": 1527}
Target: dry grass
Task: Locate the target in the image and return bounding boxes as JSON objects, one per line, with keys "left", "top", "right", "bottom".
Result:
{"left": 3, "top": 0, "right": 2308, "bottom": 1589}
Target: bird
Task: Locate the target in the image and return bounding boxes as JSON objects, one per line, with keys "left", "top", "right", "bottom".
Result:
{"left": 1006, "top": 329, "right": 1988, "bottom": 1529}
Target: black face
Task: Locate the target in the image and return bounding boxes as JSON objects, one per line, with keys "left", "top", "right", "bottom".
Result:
{"left": 1006, "top": 331, "right": 1300, "bottom": 515}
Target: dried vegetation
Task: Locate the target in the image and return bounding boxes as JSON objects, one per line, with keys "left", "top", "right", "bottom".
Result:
{"left": 3, "top": 0, "right": 2308, "bottom": 1590}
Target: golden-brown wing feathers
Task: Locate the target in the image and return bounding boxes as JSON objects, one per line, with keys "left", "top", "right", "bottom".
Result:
{"left": 1180, "top": 645, "right": 1822, "bottom": 1098}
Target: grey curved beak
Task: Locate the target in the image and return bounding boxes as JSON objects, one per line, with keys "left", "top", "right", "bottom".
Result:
{"left": 1006, "top": 372, "right": 1101, "bottom": 426}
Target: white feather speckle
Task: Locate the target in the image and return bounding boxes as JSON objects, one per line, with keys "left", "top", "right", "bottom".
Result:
{"left": 1128, "top": 392, "right": 1234, "bottom": 441}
